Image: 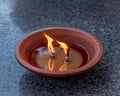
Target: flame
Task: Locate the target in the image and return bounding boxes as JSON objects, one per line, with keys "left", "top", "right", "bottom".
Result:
{"left": 56, "top": 40, "right": 69, "bottom": 56}
{"left": 48, "top": 59, "right": 55, "bottom": 71}
{"left": 58, "top": 63, "right": 67, "bottom": 71}
{"left": 44, "top": 33, "right": 55, "bottom": 54}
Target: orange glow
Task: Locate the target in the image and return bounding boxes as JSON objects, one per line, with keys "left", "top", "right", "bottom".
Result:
{"left": 44, "top": 33, "right": 55, "bottom": 54}
{"left": 56, "top": 40, "right": 69, "bottom": 56}
{"left": 58, "top": 63, "right": 67, "bottom": 71}
{"left": 48, "top": 59, "right": 55, "bottom": 71}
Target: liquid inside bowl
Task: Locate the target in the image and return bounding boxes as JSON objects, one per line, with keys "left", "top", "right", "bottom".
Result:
{"left": 30, "top": 43, "right": 88, "bottom": 71}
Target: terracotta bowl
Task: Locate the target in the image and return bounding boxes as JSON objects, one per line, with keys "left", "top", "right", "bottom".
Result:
{"left": 15, "top": 27, "right": 104, "bottom": 77}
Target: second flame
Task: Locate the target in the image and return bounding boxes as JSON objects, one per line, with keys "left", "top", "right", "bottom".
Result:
{"left": 56, "top": 40, "right": 69, "bottom": 56}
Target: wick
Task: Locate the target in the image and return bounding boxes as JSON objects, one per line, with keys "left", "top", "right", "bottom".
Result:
{"left": 64, "top": 48, "right": 70, "bottom": 62}
{"left": 64, "top": 56, "right": 70, "bottom": 62}
{"left": 67, "top": 48, "right": 70, "bottom": 57}
{"left": 50, "top": 52, "right": 55, "bottom": 58}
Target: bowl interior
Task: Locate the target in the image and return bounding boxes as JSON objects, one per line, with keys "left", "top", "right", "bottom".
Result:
{"left": 18, "top": 28, "right": 100, "bottom": 67}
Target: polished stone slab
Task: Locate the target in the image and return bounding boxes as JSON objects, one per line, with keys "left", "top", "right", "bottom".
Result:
{"left": 0, "top": 0, "right": 120, "bottom": 96}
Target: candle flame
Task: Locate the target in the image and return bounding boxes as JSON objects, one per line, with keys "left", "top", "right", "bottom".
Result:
{"left": 56, "top": 40, "right": 69, "bottom": 56}
{"left": 48, "top": 59, "right": 55, "bottom": 71}
{"left": 58, "top": 63, "right": 67, "bottom": 71}
{"left": 44, "top": 33, "right": 55, "bottom": 54}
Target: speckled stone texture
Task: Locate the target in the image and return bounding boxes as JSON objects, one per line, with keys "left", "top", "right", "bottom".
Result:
{"left": 0, "top": 0, "right": 120, "bottom": 96}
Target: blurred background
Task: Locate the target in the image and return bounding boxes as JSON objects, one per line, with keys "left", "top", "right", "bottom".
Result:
{"left": 0, "top": 0, "right": 120, "bottom": 96}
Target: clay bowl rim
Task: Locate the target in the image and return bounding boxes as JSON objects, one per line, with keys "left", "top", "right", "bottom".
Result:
{"left": 15, "top": 27, "right": 104, "bottom": 77}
